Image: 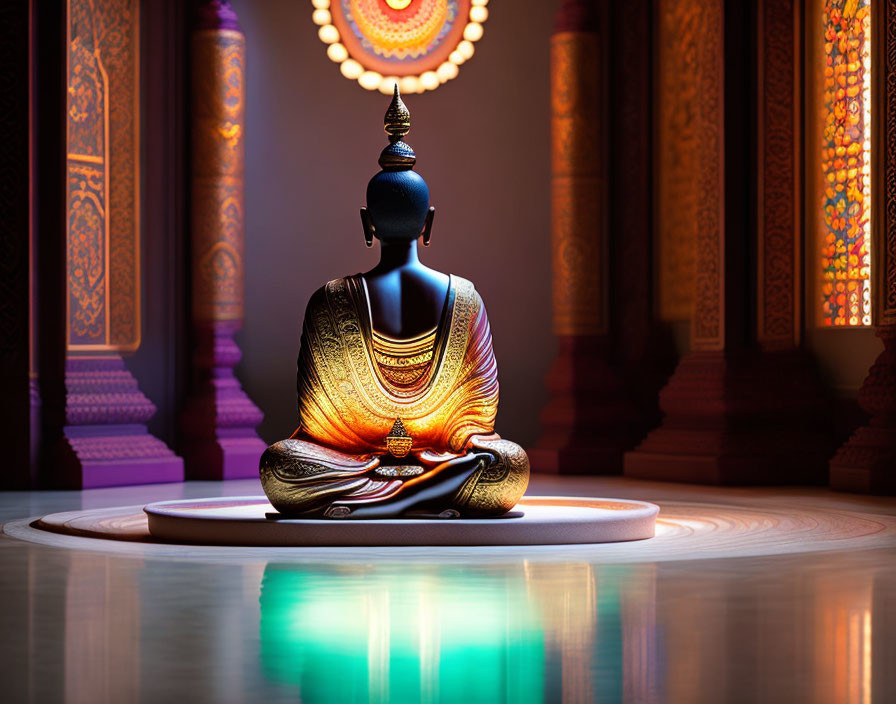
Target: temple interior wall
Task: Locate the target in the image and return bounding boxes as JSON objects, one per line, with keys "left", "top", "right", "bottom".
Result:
{"left": 26, "top": 0, "right": 886, "bottom": 459}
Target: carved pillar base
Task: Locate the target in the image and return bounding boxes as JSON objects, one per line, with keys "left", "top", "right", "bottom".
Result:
{"left": 624, "top": 350, "right": 833, "bottom": 484}
{"left": 181, "top": 320, "right": 264, "bottom": 480}
{"left": 830, "top": 329, "right": 896, "bottom": 494}
{"left": 58, "top": 356, "right": 183, "bottom": 489}
{"left": 529, "top": 336, "right": 644, "bottom": 475}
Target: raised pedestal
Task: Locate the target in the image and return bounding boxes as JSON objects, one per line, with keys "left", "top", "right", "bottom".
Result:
{"left": 830, "top": 329, "right": 896, "bottom": 494}
{"left": 624, "top": 350, "right": 833, "bottom": 485}
{"left": 143, "top": 496, "right": 659, "bottom": 546}
{"left": 59, "top": 356, "right": 183, "bottom": 488}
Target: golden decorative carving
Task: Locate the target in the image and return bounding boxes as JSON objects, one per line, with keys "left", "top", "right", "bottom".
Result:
{"left": 689, "top": 0, "right": 725, "bottom": 350}
{"left": 656, "top": 0, "right": 704, "bottom": 324}
{"left": 883, "top": 0, "right": 896, "bottom": 326}
{"left": 655, "top": 0, "right": 724, "bottom": 343}
{"left": 550, "top": 32, "right": 605, "bottom": 336}
{"left": 757, "top": 0, "right": 800, "bottom": 349}
{"left": 191, "top": 29, "right": 246, "bottom": 321}
{"left": 66, "top": 0, "right": 140, "bottom": 351}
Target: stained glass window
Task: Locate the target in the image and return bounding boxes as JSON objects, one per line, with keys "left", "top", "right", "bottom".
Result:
{"left": 818, "top": 0, "right": 872, "bottom": 327}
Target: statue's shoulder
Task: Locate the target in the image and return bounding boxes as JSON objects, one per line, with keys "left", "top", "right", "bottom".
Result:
{"left": 451, "top": 274, "right": 485, "bottom": 308}
{"left": 304, "top": 277, "right": 352, "bottom": 316}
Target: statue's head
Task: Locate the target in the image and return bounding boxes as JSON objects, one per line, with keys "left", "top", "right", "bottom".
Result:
{"left": 362, "top": 86, "right": 434, "bottom": 246}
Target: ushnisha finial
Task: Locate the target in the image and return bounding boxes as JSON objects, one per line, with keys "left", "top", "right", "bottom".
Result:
{"left": 379, "top": 84, "right": 416, "bottom": 171}
{"left": 384, "top": 84, "right": 410, "bottom": 141}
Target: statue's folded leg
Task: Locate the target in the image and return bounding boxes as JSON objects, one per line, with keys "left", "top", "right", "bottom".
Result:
{"left": 323, "top": 451, "right": 493, "bottom": 519}
{"left": 259, "top": 437, "right": 393, "bottom": 515}
{"left": 457, "top": 436, "right": 530, "bottom": 516}
{"left": 324, "top": 436, "right": 530, "bottom": 519}
{"left": 261, "top": 435, "right": 529, "bottom": 519}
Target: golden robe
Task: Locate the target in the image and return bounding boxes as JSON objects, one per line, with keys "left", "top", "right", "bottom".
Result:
{"left": 260, "top": 274, "right": 528, "bottom": 516}
{"left": 297, "top": 274, "right": 499, "bottom": 454}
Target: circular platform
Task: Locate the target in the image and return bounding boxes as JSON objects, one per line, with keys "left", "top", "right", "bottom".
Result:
{"left": 142, "top": 496, "right": 659, "bottom": 546}
{"left": 8, "top": 489, "right": 895, "bottom": 564}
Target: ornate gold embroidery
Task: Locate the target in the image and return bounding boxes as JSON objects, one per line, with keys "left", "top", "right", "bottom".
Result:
{"left": 372, "top": 328, "right": 436, "bottom": 387}
{"left": 297, "top": 274, "right": 497, "bottom": 453}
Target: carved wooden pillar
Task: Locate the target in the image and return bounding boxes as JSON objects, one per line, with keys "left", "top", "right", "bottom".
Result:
{"left": 181, "top": 0, "right": 264, "bottom": 480}
{"left": 830, "top": 0, "right": 896, "bottom": 494}
{"left": 529, "top": 0, "right": 643, "bottom": 475}
{"left": 609, "top": 0, "right": 670, "bottom": 427}
{"left": 58, "top": 0, "right": 183, "bottom": 488}
{"left": 624, "top": 0, "right": 831, "bottom": 484}
{"left": 751, "top": 0, "right": 834, "bottom": 474}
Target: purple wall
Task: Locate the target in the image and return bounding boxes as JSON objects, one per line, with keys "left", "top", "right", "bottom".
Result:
{"left": 232, "top": 0, "right": 559, "bottom": 447}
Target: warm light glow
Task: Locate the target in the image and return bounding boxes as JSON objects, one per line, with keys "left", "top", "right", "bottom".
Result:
{"left": 358, "top": 70, "right": 382, "bottom": 91}
{"left": 470, "top": 6, "right": 488, "bottom": 23}
{"left": 399, "top": 75, "right": 422, "bottom": 94}
{"left": 378, "top": 75, "right": 400, "bottom": 94}
{"left": 326, "top": 42, "right": 348, "bottom": 63}
{"left": 340, "top": 58, "right": 363, "bottom": 79}
{"left": 457, "top": 39, "right": 475, "bottom": 60}
{"left": 313, "top": 0, "right": 487, "bottom": 92}
{"left": 317, "top": 24, "right": 339, "bottom": 44}
{"left": 420, "top": 71, "right": 439, "bottom": 91}
{"left": 437, "top": 61, "right": 459, "bottom": 82}
{"left": 817, "top": 0, "right": 872, "bottom": 326}
{"left": 463, "top": 21, "right": 484, "bottom": 42}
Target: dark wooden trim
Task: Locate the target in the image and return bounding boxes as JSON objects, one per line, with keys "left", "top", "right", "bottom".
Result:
{"left": 0, "top": 0, "right": 34, "bottom": 487}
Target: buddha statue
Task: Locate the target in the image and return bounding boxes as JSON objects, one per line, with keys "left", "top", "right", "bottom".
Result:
{"left": 259, "top": 87, "right": 529, "bottom": 519}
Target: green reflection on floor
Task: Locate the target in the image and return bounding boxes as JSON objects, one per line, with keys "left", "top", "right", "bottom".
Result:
{"left": 259, "top": 564, "right": 546, "bottom": 704}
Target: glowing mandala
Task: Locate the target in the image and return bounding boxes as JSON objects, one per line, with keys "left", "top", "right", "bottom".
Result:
{"left": 311, "top": 0, "right": 489, "bottom": 94}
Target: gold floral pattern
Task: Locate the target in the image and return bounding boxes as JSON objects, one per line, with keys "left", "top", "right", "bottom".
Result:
{"left": 66, "top": 0, "right": 139, "bottom": 350}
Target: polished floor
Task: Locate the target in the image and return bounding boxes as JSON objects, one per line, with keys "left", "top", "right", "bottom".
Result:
{"left": 1, "top": 475, "right": 895, "bottom": 704}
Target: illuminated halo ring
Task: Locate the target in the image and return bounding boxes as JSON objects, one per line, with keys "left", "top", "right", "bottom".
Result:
{"left": 312, "top": 0, "right": 489, "bottom": 94}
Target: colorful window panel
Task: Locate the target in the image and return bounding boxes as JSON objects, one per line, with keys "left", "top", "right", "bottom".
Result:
{"left": 819, "top": 0, "right": 872, "bottom": 327}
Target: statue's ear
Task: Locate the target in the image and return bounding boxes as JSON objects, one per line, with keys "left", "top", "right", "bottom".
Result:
{"left": 360, "top": 207, "right": 375, "bottom": 247}
{"left": 422, "top": 206, "right": 435, "bottom": 246}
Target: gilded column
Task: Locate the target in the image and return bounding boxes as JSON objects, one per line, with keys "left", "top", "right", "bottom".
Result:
{"left": 181, "top": 0, "right": 265, "bottom": 479}
{"left": 529, "top": 0, "right": 643, "bottom": 475}
{"left": 830, "top": 0, "right": 896, "bottom": 494}
{"left": 59, "top": 0, "right": 183, "bottom": 488}
{"left": 549, "top": 3, "right": 604, "bottom": 340}
{"left": 625, "top": 0, "right": 831, "bottom": 484}
{"left": 754, "top": 0, "right": 833, "bottom": 472}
